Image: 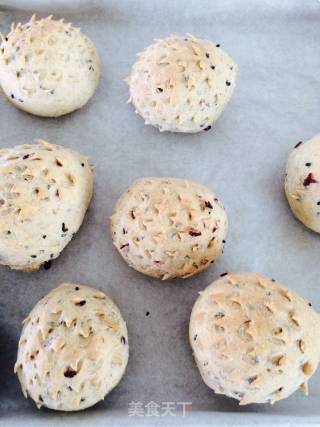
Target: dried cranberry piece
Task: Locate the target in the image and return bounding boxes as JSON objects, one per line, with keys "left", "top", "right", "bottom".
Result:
{"left": 64, "top": 368, "right": 77, "bottom": 378}
{"left": 303, "top": 173, "right": 317, "bottom": 187}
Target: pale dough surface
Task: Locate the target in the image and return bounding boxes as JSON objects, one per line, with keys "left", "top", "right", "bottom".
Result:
{"left": 189, "top": 272, "right": 320, "bottom": 405}
{"left": 0, "top": 15, "right": 100, "bottom": 117}
{"left": 285, "top": 134, "right": 320, "bottom": 233}
{"left": 0, "top": 139, "right": 93, "bottom": 271}
{"left": 110, "top": 177, "right": 227, "bottom": 280}
{"left": 15, "top": 283, "right": 129, "bottom": 411}
{"left": 127, "top": 34, "right": 237, "bottom": 133}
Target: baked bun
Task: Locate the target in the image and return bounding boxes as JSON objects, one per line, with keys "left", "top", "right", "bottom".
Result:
{"left": 127, "top": 34, "right": 237, "bottom": 133}
{"left": 110, "top": 177, "right": 227, "bottom": 279}
{"left": 15, "top": 283, "right": 129, "bottom": 411}
{"left": 0, "top": 139, "right": 93, "bottom": 271}
{"left": 0, "top": 15, "right": 100, "bottom": 117}
{"left": 189, "top": 272, "right": 320, "bottom": 404}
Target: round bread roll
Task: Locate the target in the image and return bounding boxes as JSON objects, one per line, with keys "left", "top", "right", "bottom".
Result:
{"left": 110, "top": 177, "right": 227, "bottom": 280}
{"left": 285, "top": 134, "right": 320, "bottom": 233}
{"left": 189, "top": 272, "right": 320, "bottom": 405}
{"left": 127, "top": 34, "right": 237, "bottom": 133}
{"left": 15, "top": 283, "right": 129, "bottom": 411}
{"left": 0, "top": 139, "right": 93, "bottom": 271}
{"left": 0, "top": 15, "right": 100, "bottom": 117}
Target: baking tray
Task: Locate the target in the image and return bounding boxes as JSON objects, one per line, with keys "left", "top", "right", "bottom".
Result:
{"left": 1, "top": 0, "right": 320, "bottom": 425}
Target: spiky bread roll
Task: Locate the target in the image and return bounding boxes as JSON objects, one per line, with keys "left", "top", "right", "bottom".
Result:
{"left": 285, "top": 135, "right": 320, "bottom": 233}
{"left": 110, "top": 177, "right": 227, "bottom": 280}
{"left": 189, "top": 272, "right": 320, "bottom": 405}
{"left": 0, "top": 15, "right": 100, "bottom": 117}
{"left": 0, "top": 139, "right": 93, "bottom": 271}
{"left": 127, "top": 34, "right": 237, "bottom": 133}
{"left": 15, "top": 283, "right": 129, "bottom": 411}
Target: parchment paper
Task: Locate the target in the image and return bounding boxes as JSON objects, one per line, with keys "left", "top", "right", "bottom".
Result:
{"left": 0, "top": 0, "right": 320, "bottom": 425}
